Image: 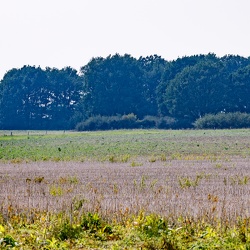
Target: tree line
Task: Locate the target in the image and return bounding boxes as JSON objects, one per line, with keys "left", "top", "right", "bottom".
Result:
{"left": 1, "top": 53, "right": 250, "bottom": 130}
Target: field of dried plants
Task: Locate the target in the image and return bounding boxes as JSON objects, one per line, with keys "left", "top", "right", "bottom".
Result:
{"left": 1, "top": 129, "right": 250, "bottom": 249}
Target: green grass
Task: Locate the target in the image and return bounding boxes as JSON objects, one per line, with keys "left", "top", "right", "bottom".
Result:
{"left": 1, "top": 129, "right": 250, "bottom": 162}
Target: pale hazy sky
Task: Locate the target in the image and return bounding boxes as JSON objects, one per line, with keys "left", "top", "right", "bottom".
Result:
{"left": 1, "top": 0, "right": 250, "bottom": 80}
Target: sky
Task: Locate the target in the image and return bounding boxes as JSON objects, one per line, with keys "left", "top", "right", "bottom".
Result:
{"left": 1, "top": 0, "right": 250, "bottom": 80}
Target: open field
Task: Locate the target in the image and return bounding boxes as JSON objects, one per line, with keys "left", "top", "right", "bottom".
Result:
{"left": 1, "top": 158, "right": 250, "bottom": 222}
{"left": 1, "top": 129, "right": 250, "bottom": 249}
{"left": 1, "top": 129, "right": 250, "bottom": 162}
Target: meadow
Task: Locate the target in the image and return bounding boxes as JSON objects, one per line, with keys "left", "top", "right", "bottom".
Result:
{"left": 1, "top": 129, "right": 250, "bottom": 249}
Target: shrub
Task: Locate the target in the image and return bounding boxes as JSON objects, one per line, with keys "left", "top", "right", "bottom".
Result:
{"left": 75, "top": 115, "right": 118, "bottom": 131}
{"left": 157, "top": 116, "right": 177, "bottom": 129}
{"left": 76, "top": 114, "right": 177, "bottom": 131}
{"left": 137, "top": 116, "right": 157, "bottom": 128}
{"left": 194, "top": 112, "right": 250, "bottom": 129}
{"left": 119, "top": 113, "right": 138, "bottom": 129}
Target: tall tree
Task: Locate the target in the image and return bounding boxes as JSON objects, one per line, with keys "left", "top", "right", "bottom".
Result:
{"left": 0, "top": 66, "right": 81, "bottom": 129}
{"left": 80, "top": 54, "right": 151, "bottom": 118}
{"left": 163, "top": 57, "right": 229, "bottom": 121}
{"left": 157, "top": 54, "right": 209, "bottom": 115}
{"left": 45, "top": 67, "right": 82, "bottom": 129}
{"left": 0, "top": 66, "right": 48, "bottom": 129}
{"left": 220, "top": 54, "right": 250, "bottom": 73}
{"left": 229, "top": 65, "right": 250, "bottom": 113}
{"left": 138, "top": 55, "right": 167, "bottom": 116}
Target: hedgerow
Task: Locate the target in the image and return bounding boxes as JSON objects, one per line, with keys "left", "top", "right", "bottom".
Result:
{"left": 194, "top": 112, "right": 250, "bottom": 129}
{"left": 76, "top": 114, "right": 177, "bottom": 131}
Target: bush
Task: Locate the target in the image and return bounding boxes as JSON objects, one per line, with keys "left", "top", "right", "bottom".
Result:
{"left": 194, "top": 112, "right": 250, "bottom": 129}
{"left": 119, "top": 113, "right": 138, "bottom": 129}
{"left": 75, "top": 115, "right": 119, "bottom": 131}
{"left": 157, "top": 116, "right": 177, "bottom": 129}
{"left": 138, "top": 116, "right": 158, "bottom": 128}
{"left": 76, "top": 114, "right": 177, "bottom": 131}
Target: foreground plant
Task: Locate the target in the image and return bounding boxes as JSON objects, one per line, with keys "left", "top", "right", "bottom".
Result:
{"left": 1, "top": 211, "right": 250, "bottom": 249}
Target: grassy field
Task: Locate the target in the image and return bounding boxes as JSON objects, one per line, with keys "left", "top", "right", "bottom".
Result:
{"left": 1, "top": 129, "right": 250, "bottom": 162}
{"left": 1, "top": 129, "right": 250, "bottom": 249}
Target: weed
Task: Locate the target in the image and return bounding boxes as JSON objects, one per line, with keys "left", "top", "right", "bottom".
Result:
{"left": 178, "top": 174, "right": 203, "bottom": 189}
{"left": 230, "top": 175, "right": 249, "bottom": 185}
{"left": 53, "top": 222, "right": 82, "bottom": 241}
{"left": 150, "top": 179, "right": 158, "bottom": 189}
{"left": 10, "top": 158, "right": 22, "bottom": 164}
{"left": 49, "top": 185, "right": 64, "bottom": 196}
{"left": 140, "top": 175, "right": 148, "bottom": 190}
{"left": 208, "top": 194, "right": 219, "bottom": 202}
{"left": 72, "top": 198, "right": 86, "bottom": 212}
{"left": 81, "top": 213, "right": 102, "bottom": 233}
{"left": 68, "top": 176, "right": 79, "bottom": 184}
{"left": 149, "top": 156, "right": 157, "bottom": 163}
{"left": 120, "top": 154, "right": 130, "bottom": 163}
{"left": 0, "top": 235, "right": 18, "bottom": 247}
{"left": 171, "top": 153, "right": 182, "bottom": 160}
{"left": 108, "top": 155, "right": 116, "bottom": 163}
{"left": 131, "top": 161, "right": 143, "bottom": 167}
{"left": 113, "top": 183, "right": 119, "bottom": 194}
{"left": 160, "top": 154, "right": 167, "bottom": 161}
{"left": 214, "top": 163, "right": 223, "bottom": 169}
{"left": 34, "top": 176, "right": 45, "bottom": 183}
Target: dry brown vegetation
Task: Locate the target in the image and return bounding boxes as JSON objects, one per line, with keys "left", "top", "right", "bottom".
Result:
{"left": 1, "top": 156, "right": 250, "bottom": 226}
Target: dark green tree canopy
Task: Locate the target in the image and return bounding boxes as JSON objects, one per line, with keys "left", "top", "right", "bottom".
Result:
{"left": 80, "top": 54, "right": 156, "bottom": 118}
{"left": 0, "top": 66, "right": 82, "bottom": 129}
{"left": 159, "top": 54, "right": 250, "bottom": 121}
{"left": 0, "top": 66, "right": 48, "bottom": 129}
{"left": 164, "top": 58, "right": 229, "bottom": 119}
{"left": 1, "top": 53, "right": 250, "bottom": 130}
{"left": 229, "top": 65, "right": 250, "bottom": 113}
{"left": 157, "top": 54, "right": 209, "bottom": 115}
{"left": 138, "top": 55, "right": 167, "bottom": 116}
